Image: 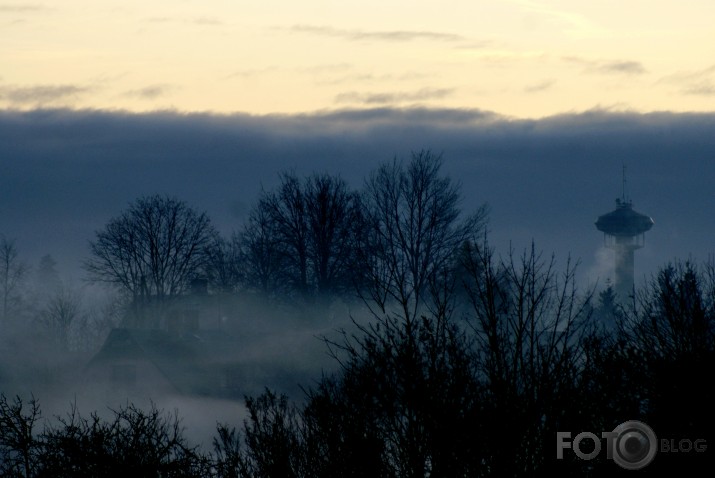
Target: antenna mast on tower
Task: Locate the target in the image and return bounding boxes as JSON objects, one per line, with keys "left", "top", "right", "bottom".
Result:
{"left": 622, "top": 164, "right": 628, "bottom": 203}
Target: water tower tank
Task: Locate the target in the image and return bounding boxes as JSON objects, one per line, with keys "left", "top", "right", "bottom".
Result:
{"left": 595, "top": 197, "right": 654, "bottom": 302}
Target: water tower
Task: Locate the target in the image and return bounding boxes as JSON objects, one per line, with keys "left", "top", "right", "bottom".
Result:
{"left": 595, "top": 169, "right": 654, "bottom": 301}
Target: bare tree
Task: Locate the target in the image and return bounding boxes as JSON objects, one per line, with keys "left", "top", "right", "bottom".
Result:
{"left": 205, "top": 235, "right": 243, "bottom": 294}
{"left": 34, "top": 254, "right": 61, "bottom": 298}
{"left": 84, "top": 195, "right": 218, "bottom": 327}
{"left": 0, "top": 235, "right": 28, "bottom": 325}
{"left": 461, "top": 241, "right": 593, "bottom": 475}
{"left": 304, "top": 174, "right": 362, "bottom": 296}
{"left": 359, "top": 150, "right": 488, "bottom": 322}
{"left": 243, "top": 172, "right": 361, "bottom": 301}
{"left": 0, "top": 394, "right": 41, "bottom": 477}
{"left": 70, "top": 291, "right": 124, "bottom": 352}
{"left": 37, "top": 284, "right": 83, "bottom": 351}
{"left": 260, "top": 174, "right": 311, "bottom": 299}
{"left": 0, "top": 398, "right": 207, "bottom": 477}
{"left": 238, "top": 205, "right": 284, "bottom": 297}
{"left": 627, "top": 260, "right": 715, "bottom": 359}
{"left": 626, "top": 260, "right": 715, "bottom": 473}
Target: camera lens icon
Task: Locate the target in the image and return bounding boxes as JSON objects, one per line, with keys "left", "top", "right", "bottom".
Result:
{"left": 610, "top": 421, "right": 657, "bottom": 470}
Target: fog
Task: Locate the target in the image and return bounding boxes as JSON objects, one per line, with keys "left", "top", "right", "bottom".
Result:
{"left": 2, "top": 106, "right": 715, "bottom": 449}
{"left": 0, "top": 285, "right": 364, "bottom": 450}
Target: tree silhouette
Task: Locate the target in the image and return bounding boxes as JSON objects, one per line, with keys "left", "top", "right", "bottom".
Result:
{"left": 622, "top": 261, "right": 715, "bottom": 473}
{"left": 37, "top": 284, "right": 83, "bottom": 351}
{"left": 0, "top": 394, "right": 40, "bottom": 478}
{"left": 0, "top": 235, "right": 28, "bottom": 326}
{"left": 304, "top": 173, "right": 362, "bottom": 297}
{"left": 358, "top": 150, "right": 487, "bottom": 322}
{"left": 204, "top": 235, "right": 243, "bottom": 294}
{"left": 242, "top": 173, "right": 361, "bottom": 302}
{"left": 261, "top": 173, "right": 311, "bottom": 300}
{"left": 84, "top": 195, "right": 217, "bottom": 327}
{"left": 236, "top": 205, "right": 284, "bottom": 298}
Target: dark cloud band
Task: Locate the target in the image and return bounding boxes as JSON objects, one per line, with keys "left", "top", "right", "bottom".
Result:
{"left": 1, "top": 106, "right": 714, "bottom": 286}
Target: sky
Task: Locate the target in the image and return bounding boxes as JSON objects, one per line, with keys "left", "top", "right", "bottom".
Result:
{"left": 1, "top": 1, "right": 715, "bottom": 291}
{"left": 1, "top": 0, "right": 714, "bottom": 116}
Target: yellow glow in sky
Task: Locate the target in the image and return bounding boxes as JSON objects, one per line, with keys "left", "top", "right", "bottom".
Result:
{"left": 1, "top": 0, "right": 714, "bottom": 117}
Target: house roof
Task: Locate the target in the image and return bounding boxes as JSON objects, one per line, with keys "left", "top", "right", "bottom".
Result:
{"left": 88, "top": 328, "right": 241, "bottom": 396}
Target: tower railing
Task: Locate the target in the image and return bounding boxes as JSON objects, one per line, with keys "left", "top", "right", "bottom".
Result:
{"left": 603, "top": 232, "right": 645, "bottom": 249}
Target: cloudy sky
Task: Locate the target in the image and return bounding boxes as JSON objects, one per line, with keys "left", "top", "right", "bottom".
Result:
{"left": 2, "top": 1, "right": 715, "bottom": 290}
{"left": 2, "top": 0, "right": 714, "bottom": 116}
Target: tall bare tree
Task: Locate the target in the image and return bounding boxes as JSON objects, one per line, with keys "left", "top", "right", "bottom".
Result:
{"left": 359, "top": 150, "right": 488, "bottom": 322}
{"left": 0, "top": 235, "right": 28, "bottom": 325}
{"left": 628, "top": 260, "right": 715, "bottom": 358}
{"left": 238, "top": 204, "right": 284, "bottom": 297}
{"left": 84, "top": 195, "right": 217, "bottom": 327}
{"left": 304, "top": 173, "right": 362, "bottom": 296}
{"left": 38, "top": 284, "right": 83, "bottom": 351}
{"left": 461, "top": 241, "right": 593, "bottom": 475}
{"left": 244, "top": 172, "right": 361, "bottom": 301}
{"left": 261, "top": 173, "right": 311, "bottom": 299}
{"left": 34, "top": 254, "right": 61, "bottom": 298}
{"left": 204, "top": 235, "right": 243, "bottom": 294}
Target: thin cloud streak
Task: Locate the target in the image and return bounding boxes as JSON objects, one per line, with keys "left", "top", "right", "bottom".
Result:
{"left": 288, "top": 24, "right": 465, "bottom": 42}
{"left": 563, "top": 56, "right": 647, "bottom": 75}
{"left": 145, "top": 16, "right": 172, "bottom": 23}
{"left": 659, "top": 64, "right": 715, "bottom": 96}
{"left": 192, "top": 17, "right": 224, "bottom": 26}
{"left": 144, "top": 16, "right": 225, "bottom": 26}
{"left": 0, "top": 84, "right": 90, "bottom": 105}
{"left": 335, "top": 88, "right": 455, "bottom": 105}
{"left": 524, "top": 79, "right": 556, "bottom": 93}
{"left": 299, "top": 63, "right": 353, "bottom": 74}
{"left": 317, "top": 71, "right": 433, "bottom": 86}
{"left": 682, "top": 82, "right": 715, "bottom": 96}
{"left": 225, "top": 66, "right": 281, "bottom": 79}
{"left": 594, "top": 61, "right": 646, "bottom": 75}
{"left": 660, "top": 64, "right": 715, "bottom": 83}
{"left": 0, "top": 4, "right": 46, "bottom": 12}
{"left": 122, "top": 84, "right": 174, "bottom": 100}
{"left": 505, "top": 0, "right": 608, "bottom": 38}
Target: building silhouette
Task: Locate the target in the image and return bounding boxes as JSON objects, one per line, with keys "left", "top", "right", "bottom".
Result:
{"left": 595, "top": 171, "right": 654, "bottom": 302}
